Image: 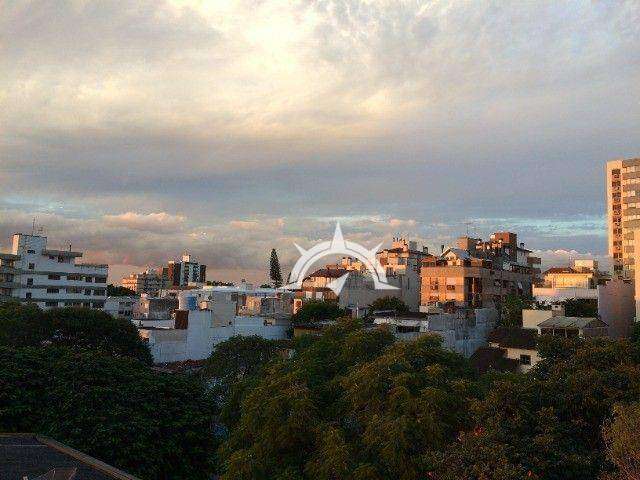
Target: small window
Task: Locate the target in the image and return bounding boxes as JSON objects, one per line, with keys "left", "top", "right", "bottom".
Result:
{"left": 26, "top": 278, "right": 33, "bottom": 286}
{"left": 27, "top": 249, "right": 35, "bottom": 254}
{"left": 45, "top": 301, "right": 58, "bottom": 307}
{"left": 25, "top": 292, "right": 32, "bottom": 299}
{"left": 28, "top": 263, "right": 35, "bottom": 270}
{"left": 520, "top": 354, "right": 531, "bottom": 366}
{"left": 49, "top": 255, "right": 55, "bottom": 260}
{"left": 48, "top": 274, "right": 61, "bottom": 280}
{"left": 46, "top": 288, "right": 59, "bottom": 294}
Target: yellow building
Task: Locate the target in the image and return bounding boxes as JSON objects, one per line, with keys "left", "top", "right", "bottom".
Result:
{"left": 542, "top": 266, "right": 596, "bottom": 289}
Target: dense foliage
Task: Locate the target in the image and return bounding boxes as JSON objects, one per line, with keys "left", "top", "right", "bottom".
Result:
{"left": 217, "top": 319, "right": 477, "bottom": 479}
{"left": 0, "top": 302, "right": 152, "bottom": 364}
{"left": 290, "top": 300, "right": 347, "bottom": 325}
{"left": 561, "top": 298, "right": 598, "bottom": 318}
{"left": 500, "top": 294, "right": 534, "bottom": 327}
{"left": 432, "top": 339, "right": 640, "bottom": 479}
{"left": 602, "top": 401, "right": 640, "bottom": 480}
{"left": 369, "top": 295, "right": 409, "bottom": 313}
{"left": 0, "top": 346, "right": 214, "bottom": 479}
{"left": 3, "top": 301, "right": 640, "bottom": 480}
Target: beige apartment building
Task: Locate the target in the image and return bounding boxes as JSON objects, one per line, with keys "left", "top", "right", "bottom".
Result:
{"left": 606, "top": 158, "right": 640, "bottom": 278}
{"left": 122, "top": 268, "right": 167, "bottom": 295}
{"left": 420, "top": 232, "right": 534, "bottom": 309}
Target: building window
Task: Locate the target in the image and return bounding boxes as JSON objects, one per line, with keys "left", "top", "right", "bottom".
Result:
{"left": 520, "top": 354, "right": 531, "bottom": 365}
{"left": 25, "top": 292, "right": 32, "bottom": 299}
{"left": 84, "top": 289, "right": 92, "bottom": 296}
{"left": 49, "top": 255, "right": 55, "bottom": 260}
{"left": 48, "top": 274, "right": 61, "bottom": 280}
{"left": 95, "top": 277, "right": 107, "bottom": 283}
{"left": 27, "top": 249, "right": 35, "bottom": 254}
{"left": 45, "top": 301, "right": 58, "bottom": 307}
{"left": 46, "top": 288, "right": 59, "bottom": 294}
{"left": 28, "top": 263, "right": 35, "bottom": 270}
{"left": 26, "top": 278, "right": 33, "bottom": 286}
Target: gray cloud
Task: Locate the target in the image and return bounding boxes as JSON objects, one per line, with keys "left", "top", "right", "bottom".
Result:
{"left": 0, "top": 0, "right": 638, "bottom": 280}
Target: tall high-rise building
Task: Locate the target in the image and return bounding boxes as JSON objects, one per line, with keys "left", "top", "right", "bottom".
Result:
{"left": 606, "top": 158, "right": 640, "bottom": 278}
{"left": 163, "top": 253, "right": 206, "bottom": 287}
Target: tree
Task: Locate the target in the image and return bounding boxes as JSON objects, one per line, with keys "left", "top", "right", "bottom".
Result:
{"left": 501, "top": 293, "right": 534, "bottom": 327}
{"left": 561, "top": 298, "right": 598, "bottom": 318}
{"left": 107, "top": 284, "right": 137, "bottom": 296}
{"left": 0, "top": 303, "right": 152, "bottom": 364}
{"left": 432, "top": 338, "right": 640, "bottom": 480}
{"left": 369, "top": 296, "right": 409, "bottom": 314}
{"left": 603, "top": 402, "right": 640, "bottom": 480}
{"left": 269, "top": 248, "right": 283, "bottom": 288}
{"left": 217, "top": 319, "right": 476, "bottom": 480}
{"left": 290, "top": 300, "right": 347, "bottom": 325}
{"left": 202, "top": 335, "right": 288, "bottom": 402}
{"left": 0, "top": 346, "right": 215, "bottom": 479}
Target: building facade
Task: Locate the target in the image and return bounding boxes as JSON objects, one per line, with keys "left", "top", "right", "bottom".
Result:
{"left": 1, "top": 234, "right": 108, "bottom": 309}
{"left": 606, "top": 158, "right": 640, "bottom": 278}
{"left": 164, "top": 253, "right": 206, "bottom": 287}
{"left": 121, "top": 268, "right": 167, "bottom": 295}
{"left": 420, "top": 232, "right": 534, "bottom": 310}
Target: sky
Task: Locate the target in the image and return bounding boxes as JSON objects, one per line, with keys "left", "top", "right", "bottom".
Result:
{"left": 1, "top": 0, "right": 639, "bottom": 284}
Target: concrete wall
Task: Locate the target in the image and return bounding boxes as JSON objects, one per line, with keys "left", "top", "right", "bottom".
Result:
{"left": 598, "top": 279, "right": 635, "bottom": 339}
{"left": 522, "top": 309, "right": 554, "bottom": 329}
{"left": 533, "top": 286, "right": 598, "bottom": 302}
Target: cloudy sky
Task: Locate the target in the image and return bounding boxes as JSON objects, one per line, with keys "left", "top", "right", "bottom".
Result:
{"left": 1, "top": 0, "right": 639, "bottom": 283}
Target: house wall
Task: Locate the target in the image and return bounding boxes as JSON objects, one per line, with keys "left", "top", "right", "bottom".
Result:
{"left": 598, "top": 279, "right": 635, "bottom": 338}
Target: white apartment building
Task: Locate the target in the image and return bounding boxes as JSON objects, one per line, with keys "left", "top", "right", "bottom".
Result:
{"left": 139, "top": 286, "right": 292, "bottom": 363}
{"left": 1, "top": 233, "right": 108, "bottom": 309}
{"left": 373, "top": 307, "right": 498, "bottom": 358}
{"left": 103, "top": 296, "right": 136, "bottom": 319}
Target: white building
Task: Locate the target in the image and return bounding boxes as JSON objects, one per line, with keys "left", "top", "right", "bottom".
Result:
{"left": 139, "top": 285, "right": 293, "bottom": 363}
{"left": 2, "top": 233, "right": 108, "bottom": 309}
{"left": 373, "top": 307, "right": 498, "bottom": 357}
{"left": 103, "top": 296, "right": 137, "bottom": 320}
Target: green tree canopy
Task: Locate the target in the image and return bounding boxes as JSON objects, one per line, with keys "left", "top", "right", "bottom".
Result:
{"left": 290, "top": 300, "right": 347, "bottom": 325}
{"left": 603, "top": 402, "right": 640, "bottom": 480}
{"left": 0, "top": 303, "right": 152, "bottom": 364}
{"left": 217, "top": 319, "right": 477, "bottom": 479}
{"left": 432, "top": 338, "right": 640, "bottom": 479}
{"left": 501, "top": 294, "right": 534, "bottom": 327}
{"left": 369, "top": 295, "right": 409, "bottom": 314}
{"left": 202, "top": 335, "right": 289, "bottom": 401}
{"left": 269, "top": 248, "right": 283, "bottom": 288}
{"left": 0, "top": 346, "right": 215, "bottom": 479}
{"left": 561, "top": 298, "right": 598, "bottom": 318}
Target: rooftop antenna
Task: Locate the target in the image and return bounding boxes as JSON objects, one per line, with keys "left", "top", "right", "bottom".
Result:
{"left": 464, "top": 221, "right": 473, "bottom": 236}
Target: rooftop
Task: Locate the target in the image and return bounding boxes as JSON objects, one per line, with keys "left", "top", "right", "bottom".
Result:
{"left": 0, "top": 434, "right": 139, "bottom": 480}
{"left": 305, "top": 268, "right": 349, "bottom": 279}
{"left": 537, "top": 316, "right": 606, "bottom": 329}
{"left": 488, "top": 327, "right": 538, "bottom": 349}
